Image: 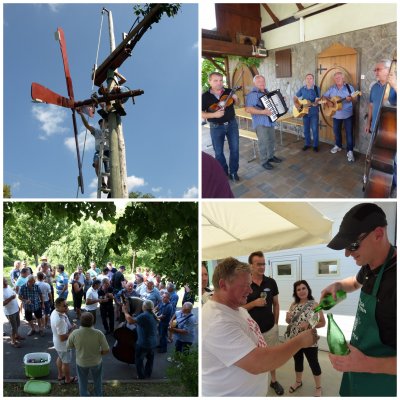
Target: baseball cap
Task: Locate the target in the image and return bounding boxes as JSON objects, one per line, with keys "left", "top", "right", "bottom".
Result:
{"left": 119, "top": 265, "right": 126, "bottom": 270}
{"left": 328, "top": 203, "right": 387, "bottom": 250}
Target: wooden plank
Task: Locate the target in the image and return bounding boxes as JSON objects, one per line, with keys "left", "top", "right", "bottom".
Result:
{"left": 94, "top": 4, "right": 162, "bottom": 86}
{"left": 262, "top": 4, "right": 280, "bottom": 27}
{"left": 202, "top": 37, "right": 253, "bottom": 57}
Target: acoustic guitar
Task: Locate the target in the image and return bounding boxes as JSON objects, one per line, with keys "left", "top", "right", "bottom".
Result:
{"left": 323, "top": 91, "right": 362, "bottom": 117}
{"left": 292, "top": 99, "right": 326, "bottom": 118}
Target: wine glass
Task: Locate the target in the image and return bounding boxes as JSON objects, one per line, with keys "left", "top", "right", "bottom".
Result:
{"left": 308, "top": 312, "right": 320, "bottom": 328}
{"left": 260, "top": 291, "right": 267, "bottom": 306}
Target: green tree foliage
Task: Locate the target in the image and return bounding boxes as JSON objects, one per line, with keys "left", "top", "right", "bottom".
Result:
{"left": 201, "top": 57, "right": 225, "bottom": 91}
{"left": 107, "top": 202, "right": 198, "bottom": 290}
{"left": 46, "top": 220, "right": 114, "bottom": 272}
{"left": 129, "top": 191, "right": 155, "bottom": 198}
{"left": 133, "top": 3, "right": 181, "bottom": 22}
{"left": 3, "top": 184, "right": 11, "bottom": 198}
{"left": 3, "top": 207, "right": 70, "bottom": 266}
{"left": 4, "top": 202, "right": 198, "bottom": 290}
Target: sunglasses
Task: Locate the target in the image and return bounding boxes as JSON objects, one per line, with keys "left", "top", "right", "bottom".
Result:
{"left": 345, "top": 231, "right": 371, "bottom": 252}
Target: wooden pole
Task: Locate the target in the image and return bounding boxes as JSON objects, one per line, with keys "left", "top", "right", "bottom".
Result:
{"left": 105, "top": 10, "right": 127, "bottom": 198}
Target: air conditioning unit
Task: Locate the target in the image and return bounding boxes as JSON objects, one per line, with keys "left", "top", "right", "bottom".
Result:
{"left": 252, "top": 46, "right": 268, "bottom": 57}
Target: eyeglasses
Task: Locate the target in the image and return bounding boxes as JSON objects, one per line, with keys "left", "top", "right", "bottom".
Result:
{"left": 345, "top": 231, "right": 371, "bottom": 252}
{"left": 256, "top": 263, "right": 266, "bottom": 266}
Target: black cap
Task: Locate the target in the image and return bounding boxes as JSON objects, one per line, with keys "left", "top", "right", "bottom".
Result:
{"left": 328, "top": 203, "right": 387, "bottom": 250}
{"left": 119, "top": 265, "right": 126, "bottom": 270}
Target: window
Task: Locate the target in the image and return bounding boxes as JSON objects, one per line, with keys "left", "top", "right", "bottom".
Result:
{"left": 277, "top": 263, "right": 292, "bottom": 276}
{"left": 275, "top": 49, "right": 292, "bottom": 78}
{"left": 317, "top": 260, "right": 339, "bottom": 275}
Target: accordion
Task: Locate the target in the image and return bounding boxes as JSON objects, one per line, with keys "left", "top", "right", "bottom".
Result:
{"left": 259, "top": 89, "right": 289, "bottom": 122}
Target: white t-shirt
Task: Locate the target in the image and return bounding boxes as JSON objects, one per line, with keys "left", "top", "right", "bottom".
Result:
{"left": 36, "top": 281, "right": 51, "bottom": 302}
{"left": 3, "top": 286, "right": 19, "bottom": 315}
{"left": 50, "top": 310, "right": 71, "bottom": 352}
{"left": 202, "top": 299, "right": 268, "bottom": 396}
{"left": 85, "top": 287, "right": 99, "bottom": 311}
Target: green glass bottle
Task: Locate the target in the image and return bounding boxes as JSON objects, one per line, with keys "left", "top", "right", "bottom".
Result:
{"left": 327, "top": 313, "right": 350, "bottom": 355}
{"left": 313, "top": 289, "right": 347, "bottom": 312}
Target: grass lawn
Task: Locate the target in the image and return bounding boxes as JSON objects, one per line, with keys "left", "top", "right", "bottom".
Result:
{"left": 4, "top": 381, "right": 192, "bottom": 397}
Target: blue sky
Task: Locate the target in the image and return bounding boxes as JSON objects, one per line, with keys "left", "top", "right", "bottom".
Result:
{"left": 4, "top": 4, "right": 199, "bottom": 199}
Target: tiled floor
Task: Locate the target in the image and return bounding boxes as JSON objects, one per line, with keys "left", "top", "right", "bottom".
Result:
{"left": 202, "top": 125, "right": 371, "bottom": 198}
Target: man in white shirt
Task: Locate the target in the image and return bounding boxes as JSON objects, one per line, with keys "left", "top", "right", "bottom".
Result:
{"left": 202, "top": 257, "right": 318, "bottom": 396}
{"left": 50, "top": 297, "right": 78, "bottom": 384}
{"left": 3, "top": 277, "right": 23, "bottom": 347}
{"left": 85, "top": 280, "right": 105, "bottom": 324}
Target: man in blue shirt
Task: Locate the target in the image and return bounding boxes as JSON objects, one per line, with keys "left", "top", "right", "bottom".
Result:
{"left": 245, "top": 75, "right": 282, "bottom": 170}
{"left": 323, "top": 72, "right": 356, "bottom": 162}
{"left": 122, "top": 299, "right": 158, "bottom": 379}
{"left": 365, "top": 59, "right": 397, "bottom": 134}
{"left": 294, "top": 74, "right": 321, "bottom": 152}
{"left": 365, "top": 59, "right": 397, "bottom": 188}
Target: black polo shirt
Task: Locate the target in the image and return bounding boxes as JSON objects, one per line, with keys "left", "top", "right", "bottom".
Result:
{"left": 202, "top": 88, "right": 236, "bottom": 123}
{"left": 246, "top": 276, "right": 279, "bottom": 333}
{"left": 356, "top": 251, "right": 396, "bottom": 350}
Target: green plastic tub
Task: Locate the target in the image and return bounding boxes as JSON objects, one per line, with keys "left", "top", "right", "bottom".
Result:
{"left": 23, "top": 380, "right": 51, "bottom": 395}
{"left": 23, "top": 353, "right": 51, "bottom": 378}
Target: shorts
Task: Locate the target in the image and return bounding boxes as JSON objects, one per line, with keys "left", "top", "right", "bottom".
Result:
{"left": 43, "top": 300, "right": 51, "bottom": 316}
{"left": 57, "top": 349, "right": 73, "bottom": 364}
{"left": 93, "top": 150, "right": 110, "bottom": 172}
{"left": 262, "top": 323, "right": 279, "bottom": 347}
{"left": 6, "top": 311, "right": 20, "bottom": 334}
{"left": 25, "top": 308, "right": 43, "bottom": 322}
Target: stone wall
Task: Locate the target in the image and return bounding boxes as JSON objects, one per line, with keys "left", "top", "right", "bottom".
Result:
{"left": 228, "top": 22, "right": 396, "bottom": 154}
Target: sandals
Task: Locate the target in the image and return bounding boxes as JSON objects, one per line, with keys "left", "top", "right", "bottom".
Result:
{"left": 62, "top": 376, "right": 78, "bottom": 384}
{"left": 57, "top": 376, "right": 65, "bottom": 382}
{"left": 314, "top": 386, "right": 322, "bottom": 397}
{"left": 289, "top": 381, "right": 302, "bottom": 393}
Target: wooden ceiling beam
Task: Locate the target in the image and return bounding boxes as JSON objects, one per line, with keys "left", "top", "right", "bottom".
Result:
{"left": 204, "top": 56, "right": 226, "bottom": 75}
{"left": 295, "top": 4, "right": 305, "bottom": 11}
{"left": 202, "top": 37, "right": 254, "bottom": 57}
{"left": 262, "top": 4, "right": 280, "bottom": 27}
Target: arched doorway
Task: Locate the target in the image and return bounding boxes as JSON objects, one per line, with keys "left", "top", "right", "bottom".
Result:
{"left": 317, "top": 43, "right": 359, "bottom": 145}
{"left": 232, "top": 64, "right": 259, "bottom": 107}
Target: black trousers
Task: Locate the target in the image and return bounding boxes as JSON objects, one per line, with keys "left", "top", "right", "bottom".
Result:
{"left": 100, "top": 306, "right": 114, "bottom": 332}
{"left": 293, "top": 346, "right": 321, "bottom": 376}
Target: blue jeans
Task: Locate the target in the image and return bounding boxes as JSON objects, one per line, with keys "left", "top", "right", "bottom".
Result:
{"left": 76, "top": 362, "right": 103, "bottom": 396}
{"left": 333, "top": 117, "right": 353, "bottom": 151}
{"left": 303, "top": 113, "right": 319, "bottom": 147}
{"left": 209, "top": 119, "right": 239, "bottom": 175}
{"left": 135, "top": 344, "right": 155, "bottom": 379}
{"left": 158, "top": 323, "right": 168, "bottom": 352}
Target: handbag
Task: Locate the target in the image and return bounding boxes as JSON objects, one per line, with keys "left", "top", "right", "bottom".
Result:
{"left": 284, "top": 301, "right": 313, "bottom": 340}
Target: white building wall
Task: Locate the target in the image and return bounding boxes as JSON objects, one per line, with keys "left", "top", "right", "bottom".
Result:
{"left": 263, "top": 3, "right": 397, "bottom": 50}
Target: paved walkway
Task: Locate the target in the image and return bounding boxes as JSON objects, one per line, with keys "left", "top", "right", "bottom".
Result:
{"left": 202, "top": 125, "right": 368, "bottom": 198}
{"left": 3, "top": 307, "right": 198, "bottom": 382}
{"left": 266, "top": 347, "right": 342, "bottom": 397}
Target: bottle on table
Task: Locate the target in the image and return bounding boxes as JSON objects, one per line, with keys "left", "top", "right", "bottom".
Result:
{"left": 313, "top": 289, "right": 347, "bottom": 312}
{"left": 327, "top": 313, "right": 350, "bottom": 355}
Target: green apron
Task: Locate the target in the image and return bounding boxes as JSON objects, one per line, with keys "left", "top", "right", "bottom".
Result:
{"left": 340, "top": 246, "right": 396, "bottom": 397}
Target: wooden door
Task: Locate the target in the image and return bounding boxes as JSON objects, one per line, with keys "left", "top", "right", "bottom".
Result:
{"left": 232, "top": 64, "right": 259, "bottom": 107}
{"left": 317, "top": 43, "right": 359, "bottom": 145}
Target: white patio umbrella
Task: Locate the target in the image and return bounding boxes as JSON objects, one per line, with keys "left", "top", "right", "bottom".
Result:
{"left": 202, "top": 202, "right": 333, "bottom": 260}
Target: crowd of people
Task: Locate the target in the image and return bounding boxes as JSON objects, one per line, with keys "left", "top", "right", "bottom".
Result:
{"left": 202, "top": 203, "right": 396, "bottom": 397}
{"left": 3, "top": 260, "right": 197, "bottom": 395}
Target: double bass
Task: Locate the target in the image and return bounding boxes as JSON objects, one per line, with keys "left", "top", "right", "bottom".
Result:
{"left": 112, "top": 294, "right": 143, "bottom": 364}
{"left": 363, "top": 54, "right": 397, "bottom": 197}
